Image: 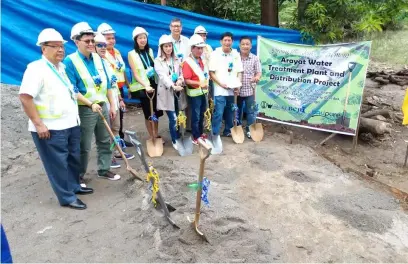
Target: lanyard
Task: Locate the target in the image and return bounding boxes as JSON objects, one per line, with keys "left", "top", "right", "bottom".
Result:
{"left": 167, "top": 57, "right": 175, "bottom": 74}
{"left": 45, "top": 60, "right": 76, "bottom": 102}
{"left": 173, "top": 40, "right": 180, "bottom": 54}
{"left": 139, "top": 51, "right": 151, "bottom": 68}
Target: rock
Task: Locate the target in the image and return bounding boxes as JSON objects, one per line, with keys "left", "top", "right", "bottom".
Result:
{"left": 374, "top": 77, "right": 390, "bottom": 85}
{"left": 365, "top": 78, "right": 380, "bottom": 89}
{"left": 381, "top": 84, "right": 403, "bottom": 91}
{"left": 374, "top": 115, "right": 387, "bottom": 121}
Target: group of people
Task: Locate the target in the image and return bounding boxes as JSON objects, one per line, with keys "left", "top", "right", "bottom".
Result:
{"left": 19, "top": 18, "right": 261, "bottom": 210}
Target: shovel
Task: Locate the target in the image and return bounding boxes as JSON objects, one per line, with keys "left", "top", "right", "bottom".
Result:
{"left": 231, "top": 94, "right": 245, "bottom": 144}
{"left": 249, "top": 83, "right": 264, "bottom": 142}
{"left": 188, "top": 138, "right": 212, "bottom": 242}
{"left": 125, "top": 130, "right": 180, "bottom": 229}
{"left": 146, "top": 90, "right": 163, "bottom": 157}
{"left": 174, "top": 92, "right": 193, "bottom": 156}
{"left": 97, "top": 109, "right": 143, "bottom": 182}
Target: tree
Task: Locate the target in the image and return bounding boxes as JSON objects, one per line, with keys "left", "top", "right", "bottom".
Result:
{"left": 261, "top": 0, "right": 279, "bottom": 27}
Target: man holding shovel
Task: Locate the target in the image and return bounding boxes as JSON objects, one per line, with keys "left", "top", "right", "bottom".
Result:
{"left": 238, "top": 36, "right": 261, "bottom": 139}
{"left": 97, "top": 23, "right": 132, "bottom": 147}
{"left": 64, "top": 22, "right": 121, "bottom": 183}
{"left": 209, "top": 32, "right": 243, "bottom": 141}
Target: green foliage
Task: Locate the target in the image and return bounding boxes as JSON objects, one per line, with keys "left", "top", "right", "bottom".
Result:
{"left": 291, "top": 0, "right": 408, "bottom": 43}
{"left": 139, "top": 0, "right": 408, "bottom": 45}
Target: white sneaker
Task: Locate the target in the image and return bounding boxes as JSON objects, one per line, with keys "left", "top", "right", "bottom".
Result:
{"left": 172, "top": 142, "right": 178, "bottom": 151}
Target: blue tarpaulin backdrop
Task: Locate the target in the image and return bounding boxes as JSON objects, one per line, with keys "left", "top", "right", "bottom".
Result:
{"left": 1, "top": 0, "right": 303, "bottom": 85}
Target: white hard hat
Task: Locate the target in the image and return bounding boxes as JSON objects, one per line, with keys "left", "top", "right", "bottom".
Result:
{"left": 94, "top": 33, "right": 107, "bottom": 44}
{"left": 36, "top": 28, "right": 67, "bottom": 46}
{"left": 70, "top": 22, "right": 95, "bottom": 40}
{"left": 132, "top": 26, "right": 148, "bottom": 39}
{"left": 189, "top": 34, "right": 206, "bottom": 48}
{"left": 97, "top": 23, "right": 116, "bottom": 35}
{"left": 158, "top": 34, "right": 172, "bottom": 46}
{"left": 194, "top": 25, "right": 208, "bottom": 34}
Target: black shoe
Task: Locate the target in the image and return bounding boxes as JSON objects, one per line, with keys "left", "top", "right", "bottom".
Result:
{"left": 76, "top": 187, "right": 94, "bottom": 195}
{"left": 63, "top": 199, "right": 87, "bottom": 210}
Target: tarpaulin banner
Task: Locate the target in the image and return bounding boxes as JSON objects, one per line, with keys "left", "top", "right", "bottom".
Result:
{"left": 1, "top": 0, "right": 303, "bottom": 86}
{"left": 256, "top": 36, "right": 371, "bottom": 136}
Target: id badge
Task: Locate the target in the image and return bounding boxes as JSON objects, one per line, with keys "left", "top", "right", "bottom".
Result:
{"left": 177, "top": 53, "right": 184, "bottom": 60}
{"left": 171, "top": 72, "right": 178, "bottom": 83}
{"left": 146, "top": 67, "right": 155, "bottom": 78}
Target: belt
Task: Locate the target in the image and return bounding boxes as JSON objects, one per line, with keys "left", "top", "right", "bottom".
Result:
{"left": 79, "top": 101, "right": 105, "bottom": 107}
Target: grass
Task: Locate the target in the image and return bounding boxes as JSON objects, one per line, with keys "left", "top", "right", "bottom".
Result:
{"left": 365, "top": 28, "right": 408, "bottom": 67}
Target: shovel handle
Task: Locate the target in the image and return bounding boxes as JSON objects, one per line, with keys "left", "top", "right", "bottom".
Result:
{"left": 198, "top": 138, "right": 212, "bottom": 160}
{"left": 97, "top": 109, "right": 131, "bottom": 169}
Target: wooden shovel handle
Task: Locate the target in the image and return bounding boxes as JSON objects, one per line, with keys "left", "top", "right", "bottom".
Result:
{"left": 97, "top": 109, "right": 130, "bottom": 169}
{"left": 198, "top": 138, "right": 211, "bottom": 160}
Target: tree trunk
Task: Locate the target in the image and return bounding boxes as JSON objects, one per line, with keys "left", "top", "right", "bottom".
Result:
{"left": 161, "top": 0, "right": 166, "bottom": 5}
{"left": 298, "top": 0, "right": 311, "bottom": 24}
{"left": 261, "top": 0, "right": 279, "bottom": 27}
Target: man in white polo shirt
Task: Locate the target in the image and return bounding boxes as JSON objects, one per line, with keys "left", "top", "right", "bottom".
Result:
{"left": 19, "top": 28, "right": 95, "bottom": 210}
{"left": 209, "top": 32, "right": 243, "bottom": 138}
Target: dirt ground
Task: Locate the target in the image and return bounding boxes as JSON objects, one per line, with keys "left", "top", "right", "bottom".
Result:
{"left": 1, "top": 84, "right": 408, "bottom": 262}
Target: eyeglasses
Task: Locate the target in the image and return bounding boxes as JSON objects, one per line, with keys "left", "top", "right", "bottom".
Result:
{"left": 44, "top": 44, "right": 64, "bottom": 50}
{"left": 171, "top": 25, "right": 181, "bottom": 28}
{"left": 80, "top": 39, "right": 95, "bottom": 44}
{"left": 96, "top": 43, "right": 107, "bottom": 48}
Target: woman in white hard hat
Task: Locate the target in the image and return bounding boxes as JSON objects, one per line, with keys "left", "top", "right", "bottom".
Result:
{"left": 128, "top": 27, "right": 164, "bottom": 142}
{"left": 154, "top": 35, "right": 187, "bottom": 151}
{"left": 94, "top": 33, "right": 135, "bottom": 168}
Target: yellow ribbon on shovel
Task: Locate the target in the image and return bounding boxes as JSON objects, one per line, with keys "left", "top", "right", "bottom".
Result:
{"left": 146, "top": 163, "right": 160, "bottom": 207}
{"left": 176, "top": 111, "right": 187, "bottom": 130}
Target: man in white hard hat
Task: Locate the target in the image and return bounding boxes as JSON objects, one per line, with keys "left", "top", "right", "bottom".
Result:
{"left": 94, "top": 33, "right": 135, "bottom": 169}
{"left": 64, "top": 22, "right": 121, "bottom": 183}
{"left": 194, "top": 25, "right": 213, "bottom": 65}
{"left": 157, "top": 18, "right": 189, "bottom": 61}
{"left": 19, "top": 28, "right": 94, "bottom": 210}
{"left": 182, "top": 34, "right": 209, "bottom": 145}
{"left": 97, "top": 23, "right": 131, "bottom": 147}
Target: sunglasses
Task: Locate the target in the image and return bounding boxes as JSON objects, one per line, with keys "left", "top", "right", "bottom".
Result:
{"left": 96, "top": 43, "right": 107, "bottom": 48}
{"left": 81, "top": 39, "right": 95, "bottom": 44}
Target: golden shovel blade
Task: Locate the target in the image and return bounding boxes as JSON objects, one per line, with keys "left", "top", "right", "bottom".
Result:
{"left": 249, "top": 123, "right": 264, "bottom": 142}
{"left": 231, "top": 125, "right": 245, "bottom": 144}
{"left": 146, "top": 137, "right": 163, "bottom": 157}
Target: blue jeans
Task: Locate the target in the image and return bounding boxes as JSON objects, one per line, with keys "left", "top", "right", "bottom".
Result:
{"left": 237, "top": 95, "right": 256, "bottom": 132}
{"left": 212, "top": 96, "right": 234, "bottom": 136}
{"left": 31, "top": 126, "right": 81, "bottom": 205}
{"left": 188, "top": 94, "right": 207, "bottom": 140}
{"left": 166, "top": 96, "right": 180, "bottom": 143}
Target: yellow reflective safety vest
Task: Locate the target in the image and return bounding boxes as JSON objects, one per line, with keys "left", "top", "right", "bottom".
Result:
{"left": 128, "top": 48, "right": 156, "bottom": 92}
{"left": 105, "top": 48, "right": 126, "bottom": 83}
{"left": 67, "top": 52, "right": 108, "bottom": 105}
{"left": 34, "top": 60, "right": 78, "bottom": 119}
{"left": 184, "top": 56, "right": 209, "bottom": 97}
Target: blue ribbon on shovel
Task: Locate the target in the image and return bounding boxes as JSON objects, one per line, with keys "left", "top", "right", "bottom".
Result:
{"left": 201, "top": 177, "right": 210, "bottom": 206}
{"left": 149, "top": 114, "right": 158, "bottom": 122}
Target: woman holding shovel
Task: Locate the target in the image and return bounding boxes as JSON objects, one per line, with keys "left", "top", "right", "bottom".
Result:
{"left": 155, "top": 35, "right": 187, "bottom": 151}
{"left": 128, "top": 27, "right": 164, "bottom": 143}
